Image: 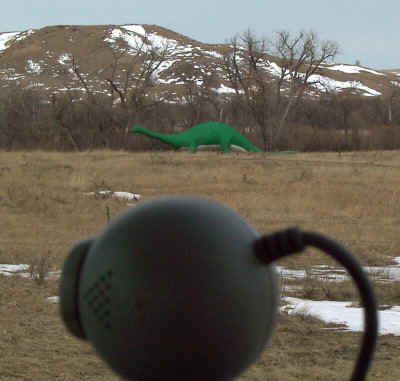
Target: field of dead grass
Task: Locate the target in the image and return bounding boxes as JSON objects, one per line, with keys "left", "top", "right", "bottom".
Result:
{"left": 1, "top": 149, "right": 400, "bottom": 380}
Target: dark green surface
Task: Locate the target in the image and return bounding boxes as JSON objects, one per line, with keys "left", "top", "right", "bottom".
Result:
{"left": 60, "top": 196, "right": 279, "bottom": 381}
{"left": 129, "top": 121, "right": 263, "bottom": 153}
{"left": 277, "top": 150, "right": 299, "bottom": 154}
{"left": 59, "top": 238, "right": 93, "bottom": 340}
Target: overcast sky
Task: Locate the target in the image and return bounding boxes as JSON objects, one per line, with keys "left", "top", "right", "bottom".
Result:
{"left": 1, "top": 0, "right": 399, "bottom": 70}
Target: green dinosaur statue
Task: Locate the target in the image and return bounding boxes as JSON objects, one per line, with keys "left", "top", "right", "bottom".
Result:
{"left": 129, "top": 121, "right": 262, "bottom": 153}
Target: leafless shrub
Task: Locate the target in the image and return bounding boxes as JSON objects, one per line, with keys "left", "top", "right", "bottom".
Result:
{"left": 279, "top": 270, "right": 290, "bottom": 300}
{"left": 302, "top": 267, "right": 320, "bottom": 299}
{"left": 91, "top": 179, "right": 113, "bottom": 194}
{"left": 29, "top": 250, "right": 52, "bottom": 285}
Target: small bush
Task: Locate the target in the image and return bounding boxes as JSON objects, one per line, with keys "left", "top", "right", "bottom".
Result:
{"left": 29, "top": 250, "right": 52, "bottom": 285}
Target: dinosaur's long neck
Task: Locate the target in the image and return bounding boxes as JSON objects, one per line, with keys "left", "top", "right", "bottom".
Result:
{"left": 130, "top": 127, "right": 178, "bottom": 146}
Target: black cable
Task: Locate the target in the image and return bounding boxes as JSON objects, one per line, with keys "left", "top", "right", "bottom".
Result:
{"left": 254, "top": 227, "right": 378, "bottom": 381}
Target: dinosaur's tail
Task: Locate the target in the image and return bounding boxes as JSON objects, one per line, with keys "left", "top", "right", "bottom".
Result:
{"left": 128, "top": 125, "right": 143, "bottom": 132}
{"left": 252, "top": 146, "right": 263, "bottom": 153}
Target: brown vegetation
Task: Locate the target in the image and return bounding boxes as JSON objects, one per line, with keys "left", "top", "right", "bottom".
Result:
{"left": 1, "top": 149, "right": 400, "bottom": 380}
{"left": 1, "top": 26, "right": 400, "bottom": 153}
{"left": 0, "top": 82, "right": 400, "bottom": 152}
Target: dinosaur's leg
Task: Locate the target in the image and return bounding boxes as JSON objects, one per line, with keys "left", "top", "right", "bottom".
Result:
{"left": 220, "top": 138, "right": 231, "bottom": 153}
{"left": 188, "top": 143, "right": 197, "bottom": 153}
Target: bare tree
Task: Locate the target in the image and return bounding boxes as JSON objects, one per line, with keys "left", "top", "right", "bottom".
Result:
{"left": 50, "top": 93, "right": 83, "bottom": 151}
{"left": 176, "top": 60, "right": 225, "bottom": 128}
{"left": 0, "top": 86, "right": 44, "bottom": 150}
{"left": 382, "top": 79, "right": 400, "bottom": 125}
{"left": 59, "top": 33, "right": 173, "bottom": 149}
{"left": 221, "top": 29, "right": 339, "bottom": 150}
{"left": 104, "top": 32, "right": 173, "bottom": 129}
{"left": 221, "top": 31, "right": 274, "bottom": 150}
{"left": 271, "top": 30, "right": 339, "bottom": 139}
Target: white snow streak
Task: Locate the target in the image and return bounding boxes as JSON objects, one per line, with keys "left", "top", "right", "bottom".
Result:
{"left": 26, "top": 60, "right": 42, "bottom": 74}
{"left": 0, "top": 32, "right": 19, "bottom": 52}
{"left": 325, "top": 64, "right": 385, "bottom": 76}
{"left": 282, "top": 297, "right": 400, "bottom": 336}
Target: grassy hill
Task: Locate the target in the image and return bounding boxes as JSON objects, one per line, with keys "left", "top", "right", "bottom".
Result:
{"left": 1, "top": 24, "right": 399, "bottom": 100}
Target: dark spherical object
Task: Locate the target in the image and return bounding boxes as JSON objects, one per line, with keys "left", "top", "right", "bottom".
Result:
{"left": 61, "top": 195, "right": 279, "bottom": 381}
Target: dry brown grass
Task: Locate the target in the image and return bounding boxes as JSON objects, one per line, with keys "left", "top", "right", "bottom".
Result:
{"left": 1, "top": 149, "right": 400, "bottom": 380}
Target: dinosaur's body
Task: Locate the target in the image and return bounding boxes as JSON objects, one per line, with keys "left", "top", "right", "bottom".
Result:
{"left": 129, "top": 122, "right": 262, "bottom": 153}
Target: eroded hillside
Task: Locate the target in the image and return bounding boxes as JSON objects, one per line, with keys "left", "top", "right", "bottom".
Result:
{"left": 1, "top": 24, "right": 399, "bottom": 101}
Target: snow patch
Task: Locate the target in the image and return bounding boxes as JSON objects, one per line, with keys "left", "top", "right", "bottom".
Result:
{"left": 0, "top": 32, "right": 19, "bottom": 52}
{"left": 0, "top": 68, "right": 25, "bottom": 81}
{"left": 106, "top": 25, "right": 174, "bottom": 54}
{"left": 15, "top": 29, "right": 34, "bottom": 41}
{"left": 308, "top": 74, "right": 382, "bottom": 96}
{"left": 203, "top": 49, "right": 223, "bottom": 59}
{"left": 257, "top": 60, "right": 382, "bottom": 96}
{"left": 26, "top": 60, "right": 42, "bottom": 75}
{"left": 121, "top": 24, "right": 146, "bottom": 36}
{"left": 0, "top": 264, "right": 60, "bottom": 280}
{"left": 282, "top": 297, "right": 400, "bottom": 336}
{"left": 0, "top": 264, "right": 30, "bottom": 275}
{"left": 0, "top": 29, "right": 35, "bottom": 53}
{"left": 105, "top": 28, "right": 143, "bottom": 52}
{"left": 47, "top": 296, "right": 59, "bottom": 303}
{"left": 325, "top": 64, "right": 385, "bottom": 76}
{"left": 58, "top": 53, "right": 72, "bottom": 65}
{"left": 265, "top": 61, "right": 287, "bottom": 77}
{"left": 214, "top": 84, "right": 238, "bottom": 94}
{"left": 85, "top": 190, "right": 141, "bottom": 201}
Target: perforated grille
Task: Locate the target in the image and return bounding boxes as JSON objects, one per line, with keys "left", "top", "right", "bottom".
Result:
{"left": 83, "top": 270, "right": 113, "bottom": 329}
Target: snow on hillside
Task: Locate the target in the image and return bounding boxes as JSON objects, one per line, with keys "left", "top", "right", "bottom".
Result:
{"left": 325, "top": 64, "right": 385, "bottom": 76}
{"left": 0, "top": 25, "right": 392, "bottom": 98}
{"left": 0, "top": 29, "right": 34, "bottom": 52}
{"left": 105, "top": 24, "right": 222, "bottom": 60}
{"left": 26, "top": 59, "right": 42, "bottom": 75}
{"left": 0, "top": 32, "right": 19, "bottom": 52}
{"left": 104, "top": 24, "right": 223, "bottom": 85}
{"left": 224, "top": 52, "right": 385, "bottom": 96}
{"left": 309, "top": 74, "right": 382, "bottom": 96}
{"left": 263, "top": 60, "right": 383, "bottom": 96}
{"left": 57, "top": 53, "right": 72, "bottom": 65}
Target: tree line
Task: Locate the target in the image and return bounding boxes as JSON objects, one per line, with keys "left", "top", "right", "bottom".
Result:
{"left": 0, "top": 29, "right": 399, "bottom": 152}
